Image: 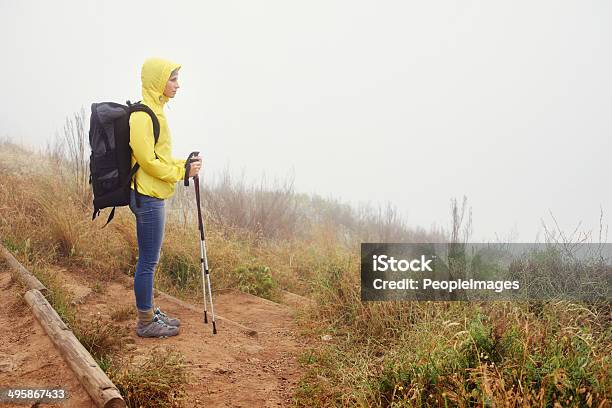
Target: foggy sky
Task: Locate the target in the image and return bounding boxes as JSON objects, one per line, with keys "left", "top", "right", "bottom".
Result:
{"left": 1, "top": 0, "right": 611, "bottom": 241}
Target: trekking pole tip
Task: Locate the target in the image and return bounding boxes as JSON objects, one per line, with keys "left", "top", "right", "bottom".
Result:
{"left": 212, "top": 321, "right": 217, "bottom": 334}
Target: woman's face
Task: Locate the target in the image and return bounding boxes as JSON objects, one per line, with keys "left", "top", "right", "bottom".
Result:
{"left": 164, "top": 72, "right": 180, "bottom": 98}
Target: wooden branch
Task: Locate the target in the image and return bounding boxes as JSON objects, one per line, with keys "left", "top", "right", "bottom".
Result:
{"left": 154, "top": 288, "right": 258, "bottom": 337}
{"left": 279, "top": 289, "right": 315, "bottom": 309}
{"left": 24, "top": 289, "right": 125, "bottom": 408}
{"left": 0, "top": 244, "right": 47, "bottom": 295}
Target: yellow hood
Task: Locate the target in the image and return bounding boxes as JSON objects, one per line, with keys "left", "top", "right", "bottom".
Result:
{"left": 129, "top": 57, "right": 187, "bottom": 199}
{"left": 141, "top": 57, "right": 181, "bottom": 111}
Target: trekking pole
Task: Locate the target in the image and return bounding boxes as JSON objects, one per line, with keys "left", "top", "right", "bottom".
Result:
{"left": 185, "top": 152, "right": 217, "bottom": 334}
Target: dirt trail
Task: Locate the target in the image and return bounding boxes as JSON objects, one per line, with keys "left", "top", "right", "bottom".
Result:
{"left": 0, "top": 146, "right": 311, "bottom": 406}
{"left": 0, "top": 261, "right": 96, "bottom": 408}
{"left": 63, "top": 266, "right": 308, "bottom": 407}
{"left": 1, "top": 258, "right": 309, "bottom": 407}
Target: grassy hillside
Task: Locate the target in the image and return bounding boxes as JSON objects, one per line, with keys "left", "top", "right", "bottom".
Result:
{"left": 0, "top": 138, "right": 609, "bottom": 407}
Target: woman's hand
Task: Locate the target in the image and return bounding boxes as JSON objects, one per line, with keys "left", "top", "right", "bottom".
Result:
{"left": 188, "top": 156, "right": 203, "bottom": 177}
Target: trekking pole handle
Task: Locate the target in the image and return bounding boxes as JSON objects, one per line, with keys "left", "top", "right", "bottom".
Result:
{"left": 184, "top": 151, "right": 200, "bottom": 186}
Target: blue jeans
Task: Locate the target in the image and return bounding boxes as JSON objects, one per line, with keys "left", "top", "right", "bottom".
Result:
{"left": 129, "top": 189, "right": 165, "bottom": 311}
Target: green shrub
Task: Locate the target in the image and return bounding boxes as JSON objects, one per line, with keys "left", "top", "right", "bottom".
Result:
{"left": 158, "top": 251, "right": 198, "bottom": 290}
{"left": 235, "top": 264, "right": 278, "bottom": 300}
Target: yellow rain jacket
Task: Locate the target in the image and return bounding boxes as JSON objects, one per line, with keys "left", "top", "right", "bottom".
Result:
{"left": 129, "top": 57, "right": 187, "bottom": 199}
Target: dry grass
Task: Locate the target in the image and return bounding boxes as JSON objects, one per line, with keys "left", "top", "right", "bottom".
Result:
{"left": 292, "top": 243, "right": 611, "bottom": 407}
{"left": 110, "top": 305, "right": 136, "bottom": 322}
{"left": 1, "top": 137, "right": 608, "bottom": 408}
{"left": 73, "top": 317, "right": 132, "bottom": 362}
{"left": 110, "top": 346, "right": 189, "bottom": 408}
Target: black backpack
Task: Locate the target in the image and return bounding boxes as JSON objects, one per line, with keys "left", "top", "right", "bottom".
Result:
{"left": 88, "top": 100, "right": 159, "bottom": 227}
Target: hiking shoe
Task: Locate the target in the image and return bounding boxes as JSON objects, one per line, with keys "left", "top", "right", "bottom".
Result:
{"left": 154, "top": 307, "right": 181, "bottom": 327}
{"left": 136, "top": 315, "right": 179, "bottom": 338}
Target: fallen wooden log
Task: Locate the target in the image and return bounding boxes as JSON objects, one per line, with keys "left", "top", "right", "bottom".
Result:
{"left": 279, "top": 289, "right": 316, "bottom": 309}
{"left": 24, "top": 289, "right": 125, "bottom": 408}
{"left": 114, "top": 274, "right": 259, "bottom": 336}
{"left": 154, "top": 288, "right": 259, "bottom": 337}
{"left": 0, "top": 244, "right": 47, "bottom": 295}
{"left": 220, "top": 288, "right": 292, "bottom": 310}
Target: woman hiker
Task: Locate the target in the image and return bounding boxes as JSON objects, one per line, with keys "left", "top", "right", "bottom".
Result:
{"left": 129, "top": 57, "right": 202, "bottom": 338}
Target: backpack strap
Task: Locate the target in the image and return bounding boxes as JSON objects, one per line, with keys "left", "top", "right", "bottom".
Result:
{"left": 127, "top": 101, "right": 160, "bottom": 145}
{"left": 102, "top": 207, "right": 116, "bottom": 228}
{"left": 131, "top": 163, "right": 142, "bottom": 209}
{"left": 127, "top": 101, "right": 160, "bottom": 208}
